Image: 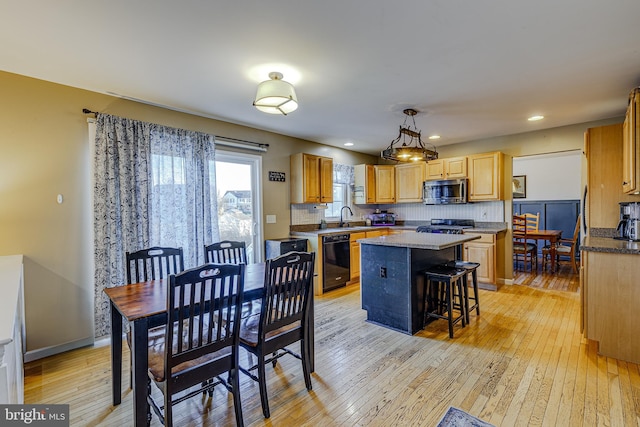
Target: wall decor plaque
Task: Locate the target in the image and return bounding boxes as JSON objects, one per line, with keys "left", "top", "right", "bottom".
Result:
{"left": 268, "top": 171, "right": 286, "bottom": 182}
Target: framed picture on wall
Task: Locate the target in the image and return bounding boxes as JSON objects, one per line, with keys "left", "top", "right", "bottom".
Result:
{"left": 513, "top": 175, "right": 526, "bottom": 198}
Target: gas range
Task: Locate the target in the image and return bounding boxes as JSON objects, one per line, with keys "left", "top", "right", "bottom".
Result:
{"left": 416, "top": 219, "right": 474, "bottom": 234}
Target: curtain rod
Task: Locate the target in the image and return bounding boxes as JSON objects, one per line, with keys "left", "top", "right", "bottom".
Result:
{"left": 82, "top": 108, "right": 269, "bottom": 151}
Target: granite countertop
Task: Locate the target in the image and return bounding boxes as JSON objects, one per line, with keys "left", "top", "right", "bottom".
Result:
{"left": 357, "top": 232, "right": 480, "bottom": 251}
{"left": 289, "top": 222, "right": 507, "bottom": 237}
{"left": 290, "top": 226, "right": 396, "bottom": 237}
{"left": 581, "top": 236, "right": 640, "bottom": 255}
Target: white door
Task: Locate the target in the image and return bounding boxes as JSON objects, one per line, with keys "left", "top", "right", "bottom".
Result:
{"left": 215, "top": 151, "right": 263, "bottom": 263}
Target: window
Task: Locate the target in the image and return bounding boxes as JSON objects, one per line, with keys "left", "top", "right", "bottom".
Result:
{"left": 326, "top": 183, "right": 349, "bottom": 218}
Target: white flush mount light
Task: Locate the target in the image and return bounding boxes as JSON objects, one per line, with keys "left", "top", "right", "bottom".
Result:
{"left": 253, "top": 72, "right": 298, "bottom": 115}
{"left": 528, "top": 115, "right": 544, "bottom": 121}
{"left": 344, "top": 142, "right": 354, "bottom": 147}
{"left": 428, "top": 135, "right": 441, "bottom": 140}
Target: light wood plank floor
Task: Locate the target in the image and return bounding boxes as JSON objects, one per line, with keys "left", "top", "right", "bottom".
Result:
{"left": 25, "top": 266, "right": 640, "bottom": 426}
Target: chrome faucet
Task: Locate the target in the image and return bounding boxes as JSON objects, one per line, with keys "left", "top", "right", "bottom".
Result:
{"left": 340, "top": 206, "right": 354, "bottom": 227}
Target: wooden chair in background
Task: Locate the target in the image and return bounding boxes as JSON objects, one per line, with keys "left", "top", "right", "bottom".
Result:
{"left": 146, "top": 263, "right": 246, "bottom": 427}
{"left": 205, "top": 241, "right": 247, "bottom": 265}
{"left": 238, "top": 251, "right": 315, "bottom": 419}
{"left": 205, "top": 240, "right": 254, "bottom": 315}
{"left": 543, "top": 215, "right": 581, "bottom": 273}
{"left": 513, "top": 214, "right": 538, "bottom": 271}
{"left": 125, "top": 246, "right": 185, "bottom": 284}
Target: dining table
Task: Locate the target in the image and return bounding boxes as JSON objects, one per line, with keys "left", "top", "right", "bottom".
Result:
{"left": 524, "top": 229, "right": 563, "bottom": 272}
{"left": 104, "top": 262, "right": 315, "bottom": 427}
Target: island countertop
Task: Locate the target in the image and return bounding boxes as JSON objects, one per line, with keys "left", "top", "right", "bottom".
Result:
{"left": 357, "top": 231, "right": 480, "bottom": 251}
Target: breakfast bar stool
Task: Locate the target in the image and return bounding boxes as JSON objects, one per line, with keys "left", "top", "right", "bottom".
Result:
{"left": 423, "top": 265, "right": 467, "bottom": 338}
{"left": 451, "top": 261, "right": 481, "bottom": 324}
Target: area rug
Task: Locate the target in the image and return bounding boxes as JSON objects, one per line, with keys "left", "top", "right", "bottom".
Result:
{"left": 437, "top": 406, "right": 495, "bottom": 427}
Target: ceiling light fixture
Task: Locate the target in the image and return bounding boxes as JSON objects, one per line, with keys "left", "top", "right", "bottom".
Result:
{"left": 253, "top": 71, "right": 298, "bottom": 115}
{"left": 381, "top": 108, "right": 438, "bottom": 162}
{"left": 528, "top": 115, "right": 544, "bottom": 121}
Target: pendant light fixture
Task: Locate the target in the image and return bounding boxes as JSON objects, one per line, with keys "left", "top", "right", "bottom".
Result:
{"left": 253, "top": 72, "right": 298, "bottom": 115}
{"left": 381, "top": 108, "right": 438, "bottom": 162}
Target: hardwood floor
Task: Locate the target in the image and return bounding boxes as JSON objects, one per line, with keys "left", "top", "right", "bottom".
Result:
{"left": 25, "top": 266, "right": 640, "bottom": 426}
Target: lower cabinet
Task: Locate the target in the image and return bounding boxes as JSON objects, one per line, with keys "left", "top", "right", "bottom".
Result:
{"left": 463, "top": 233, "right": 496, "bottom": 286}
{"left": 582, "top": 250, "right": 640, "bottom": 364}
{"left": 350, "top": 232, "right": 365, "bottom": 281}
{"left": 349, "top": 229, "right": 389, "bottom": 282}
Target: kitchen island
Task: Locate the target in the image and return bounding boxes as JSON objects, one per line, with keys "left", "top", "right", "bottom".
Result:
{"left": 358, "top": 232, "right": 480, "bottom": 335}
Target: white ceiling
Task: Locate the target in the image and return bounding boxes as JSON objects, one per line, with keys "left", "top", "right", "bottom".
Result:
{"left": 2, "top": 1, "right": 640, "bottom": 156}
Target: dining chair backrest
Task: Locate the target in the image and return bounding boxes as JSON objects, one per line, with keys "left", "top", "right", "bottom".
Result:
{"left": 513, "top": 214, "right": 528, "bottom": 238}
{"left": 147, "top": 262, "right": 245, "bottom": 426}
{"left": 259, "top": 251, "right": 315, "bottom": 338}
{"left": 125, "top": 246, "right": 185, "bottom": 284}
{"left": 524, "top": 212, "right": 540, "bottom": 232}
{"left": 205, "top": 241, "right": 247, "bottom": 265}
{"left": 166, "top": 262, "right": 245, "bottom": 376}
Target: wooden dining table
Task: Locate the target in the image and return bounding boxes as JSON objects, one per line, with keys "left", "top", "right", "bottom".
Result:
{"left": 104, "top": 262, "right": 315, "bottom": 427}
{"left": 522, "top": 229, "right": 563, "bottom": 272}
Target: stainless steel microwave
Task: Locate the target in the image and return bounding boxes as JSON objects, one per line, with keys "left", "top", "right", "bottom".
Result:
{"left": 423, "top": 178, "right": 468, "bottom": 205}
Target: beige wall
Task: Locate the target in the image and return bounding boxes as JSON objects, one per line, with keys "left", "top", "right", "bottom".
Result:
{"left": 0, "top": 69, "right": 624, "bottom": 357}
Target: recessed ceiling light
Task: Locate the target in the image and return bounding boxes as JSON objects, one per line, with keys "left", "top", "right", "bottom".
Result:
{"left": 528, "top": 115, "right": 544, "bottom": 121}
{"left": 428, "top": 135, "right": 441, "bottom": 140}
{"left": 344, "top": 142, "right": 354, "bottom": 147}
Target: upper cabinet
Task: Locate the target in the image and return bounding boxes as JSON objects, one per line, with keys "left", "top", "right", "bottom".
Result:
{"left": 354, "top": 164, "right": 376, "bottom": 204}
{"left": 395, "top": 162, "right": 426, "bottom": 203}
{"left": 374, "top": 165, "right": 396, "bottom": 204}
{"left": 623, "top": 88, "right": 640, "bottom": 194}
{"left": 425, "top": 156, "right": 467, "bottom": 180}
{"left": 290, "top": 153, "right": 333, "bottom": 204}
{"left": 468, "top": 152, "right": 508, "bottom": 201}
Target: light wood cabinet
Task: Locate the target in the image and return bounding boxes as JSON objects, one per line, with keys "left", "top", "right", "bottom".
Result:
{"left": 463, "top": 233, "right": 496, "bottom": 285}
{"left": 395, "top": 162, "right": 426, "bottom": 203}
{"left": 349, "top": 229, "right": 388, "bottom": 282}
{"left": 583, "top": 251, "right": 640, "bottom": 364}
{"left": 374, "top": 165, "right": 395, "bottom": 204}
{"left": 468, "top": 152, "right": 506, "bottom": 201}
{"left": 585, "top": 123, "right": 639, "bottom": 229}
{"left": 349, "top": 232, "right": 365, "bottom": 281}
{"left": 290, "top": 153, "right": 333, "bottom": 204}
{"left": 425, "top": 157, "right": 467, "bottom": 180}
{"left": 623, "top": 88, "right": 640, "bottom": 194}
{"left": 354, "top": 164, "right": 376, "bottom": 204}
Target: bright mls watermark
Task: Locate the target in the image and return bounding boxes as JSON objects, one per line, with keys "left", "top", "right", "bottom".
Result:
{"left": 0, "top": 405, "right": 69, "bottom": 426}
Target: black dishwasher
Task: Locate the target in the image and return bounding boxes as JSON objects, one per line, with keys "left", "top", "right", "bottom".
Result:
{"left": 322, "top": 234, "right": 350, "bottom": 292}
{"left": 265, "top": 238, "right": 308, "bottom": 259}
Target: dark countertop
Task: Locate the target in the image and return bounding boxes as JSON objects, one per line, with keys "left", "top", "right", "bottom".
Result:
{"left": 357, "top": 232, "right": 480, "bottom": 251}
{"left": 581, "top": 236, "right": 640, "bottom": 255}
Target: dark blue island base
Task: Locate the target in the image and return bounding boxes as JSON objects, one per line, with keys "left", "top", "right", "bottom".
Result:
{"left": 360, "top": 243, "right": 456, "bottom": 335}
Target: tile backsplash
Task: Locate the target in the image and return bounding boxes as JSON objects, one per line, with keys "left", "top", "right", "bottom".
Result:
{"left": 291, "top": 201, "right": 505, "bottom": 226}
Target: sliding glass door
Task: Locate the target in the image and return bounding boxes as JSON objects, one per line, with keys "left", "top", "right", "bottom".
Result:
{"left": 214, "top": 151, "right": 263, "bottom": 262}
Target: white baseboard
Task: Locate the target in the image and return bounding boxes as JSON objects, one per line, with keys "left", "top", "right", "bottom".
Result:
{"left": 23, "top": 336, "right": 95, "bottom": 363}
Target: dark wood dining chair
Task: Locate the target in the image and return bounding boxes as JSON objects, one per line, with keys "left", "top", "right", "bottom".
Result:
{"left": 146, "top": 263, "right": 246, "bottom": 427}
{"left": 205, "top": 241, "right": 247, "bottom": 265}
{"left": 513, "top": 214, "right": 538, "bottom": 271}
{"left": 205, "top": 241, "right": 255, "bottom": 316}
{"left": 125, "top": 246, "right": 185, "bottom": 284}
{"left": 543, "top": 215, "right": 581, "bottom": 273}
{"left": 238, "top": 251, "right": 315, "bottom": 419}
{"left": 124, "top": 246, "right": 185, "bottom": 388}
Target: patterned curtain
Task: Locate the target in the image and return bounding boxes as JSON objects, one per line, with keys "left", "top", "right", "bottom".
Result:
{"left": 93, "top": 113, "right": 219, "bottom": 338}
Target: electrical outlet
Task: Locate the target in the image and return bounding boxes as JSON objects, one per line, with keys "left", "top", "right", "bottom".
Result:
{"left": 380, "top": 267, "right": 387, "bottom": 278}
